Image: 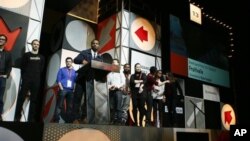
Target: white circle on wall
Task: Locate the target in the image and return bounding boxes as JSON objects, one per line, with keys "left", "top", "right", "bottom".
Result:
{"left": 0, "top": 127, "right": 24, "bottom": 141}
{"left": 58, "top": 129, "right": 111, "bottom": 141}
{"left": 130, "top": 17, "right": 156, "bottom": 51}
{"left": 46, "top": 53, "right": 60, "bottom": 87}
{"left": 221, "top": 104, "right": 236, "bottom": 130}
{"left": 65, "top": 20, "right": 95, "bottom": 51}
{"left": 0, "top": 0, "right": 29, "bottom": 8}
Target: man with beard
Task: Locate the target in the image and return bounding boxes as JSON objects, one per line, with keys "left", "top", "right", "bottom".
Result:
{"left": 54, "top": 57, "right": 77, "bottom": 123}
{"left": 0, "top": 34, "right": 12, "bottom": 121}
{"left": 123, "top": 63, "right": 131, "bottom": 125}
{"left": 15, "top": 39, "right": 45, "bottom": 122}
{"left": 73, "top": 39, "right": 103, "bottom": 124}
{"left": 130, "top": 63, "right": 147, "bottom": 126}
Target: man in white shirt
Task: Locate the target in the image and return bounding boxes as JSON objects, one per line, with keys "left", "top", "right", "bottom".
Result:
{"left": 107, "top": 59, "right": 129, "bottom": 125}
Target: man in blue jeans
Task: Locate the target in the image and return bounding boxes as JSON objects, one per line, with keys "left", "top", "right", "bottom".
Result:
{"left": 0, "top": 34, "right": 12, "bottom": 121}
{"left": 54, "top": 57, "right": 77, "bottom": 123}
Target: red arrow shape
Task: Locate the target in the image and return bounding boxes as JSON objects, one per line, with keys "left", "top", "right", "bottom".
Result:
{"left": 0, "top": 17, "right": 21, "bottom": 51}
{"left": 224, "top": 110, "right": 232, "bottom": 124}
{"left": 135, "top": 26, "right": 148, "bottom": 42}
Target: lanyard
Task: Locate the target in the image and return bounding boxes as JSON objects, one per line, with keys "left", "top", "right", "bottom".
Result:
{"left": 67, "top": 68, "right": 72, "bottom": 80}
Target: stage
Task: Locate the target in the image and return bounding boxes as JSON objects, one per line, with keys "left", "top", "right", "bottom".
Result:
{"left": 0, "top": 122, "right": 229, "bottom": 141}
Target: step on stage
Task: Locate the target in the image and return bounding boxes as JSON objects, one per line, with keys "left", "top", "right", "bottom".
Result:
{"left": 0, "top": 122, "right": 229, "bottom": 141}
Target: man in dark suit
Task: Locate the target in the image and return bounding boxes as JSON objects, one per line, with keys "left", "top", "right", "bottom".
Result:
{"left": 0, "top": 34, "right": 12, "bottom": 121}
{"left": 72, "top": 39, "right": 103, "bottom": 123}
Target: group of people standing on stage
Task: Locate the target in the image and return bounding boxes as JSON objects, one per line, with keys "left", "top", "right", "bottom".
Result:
{"left": 129, "top": 64, "right": 184, "bottom": 127}
{"left": 0, "top": 34, "right": 184, "bottom": 127}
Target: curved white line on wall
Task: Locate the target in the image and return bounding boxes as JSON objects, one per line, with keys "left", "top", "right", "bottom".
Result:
{"left": 0, "top": 127, "right": 24, "bottom": 141}
{"left": 65, "top": 20, "right": 95, "bottom": 51}
{"left": 2, "top": 68, "right": 21, "bottom": 121}
{"left": 46, "top": 53, "right": 60, "bottom": 87}
{"left": 0, "top": 0, "right": 29, "bottom": 8}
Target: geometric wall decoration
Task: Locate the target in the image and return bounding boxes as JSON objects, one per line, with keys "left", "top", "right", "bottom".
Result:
{"left": 2, "top": 68, "right": 21, "bottom": 121}
{"left": 0, "top": 10, "right": 29, "bottom": 67}
{"left": 184, "top": 96, "right": 205, "bottom": 129}
{"left": 97, "top": 14, "right": 116, "bottom": 55}
{"left": 129, "top": 13, "right": 161, "bottom": 56}
{"left": 45, "top": 52, "right": 61, "bottom": 88}
{"left": 220, "top": 103, "right": 236, "bottom": 130}
{"left": 62, "top": 15, "right": 95, "bottom": 52}
{"left": 42, "top": 86, "right": 58, "bottom": 123}
{"left": 130, "top": 17, "right": 156, "bottom": 51}
{"left": 0, "top": 0, "right": 31, "bottom": 16}
{"left": 116, "top": 10, "right": 162, "bottom": 71}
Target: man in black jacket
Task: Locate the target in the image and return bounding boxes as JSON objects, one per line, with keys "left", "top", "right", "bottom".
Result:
{"left": 72, "top": 39, "right": 103, "bottom": 123}
{"left": 0, "top": 34, "right": 12, "bottom": 121}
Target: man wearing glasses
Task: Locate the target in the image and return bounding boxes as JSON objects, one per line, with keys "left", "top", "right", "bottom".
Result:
{"left": 0, "top": 34, "right": 12, "bottom": 121}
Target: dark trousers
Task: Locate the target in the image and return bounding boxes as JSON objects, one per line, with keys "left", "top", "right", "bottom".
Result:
{"left": 145, "top": 91, "right": 153, "bottom": 123}
{"left": 0, "top": 77, "right": 7, "bottom": 114}
{"left": 15, "top": 77, "right": 40, "bottom": 122}
{"left": 131, "top": 92, "right": 146, "bottom": 126}
{"left": 54, "top": 89, "right": 74, "bottom": 123}
{"left": 153, "top": 99, "right": 164, "bottom": 127}
{"left": 110, "top": 90, "right": 130, "bottom": 123}
{"left": 166, "top": 94, "right": 178, "bottom": 126}
{"left": 72, "top": 83, "right": 86, "bottom": 121}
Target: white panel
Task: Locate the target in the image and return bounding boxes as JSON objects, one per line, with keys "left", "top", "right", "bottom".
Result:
{"left": 0, "top": 127, "right": 24, "bottom": 141}
{"left": 120, "top": 47, "right": 129, "bottom": 65}
{"left": 155, "top": 41, "right": 162, "bottom": 57}
{"left": 46, "top": 51, "right": 61, "bottom": 87}
{"left": 61, "top": 49, "right": 83, "bottom": 71}
{"left": 115, "top": 29, "right": 121, "bottom": 47}
{"left": 26, "top": 19, "right": 42, "bottom": 49}
{"left": 130, "top": 50, "right": 155, "bottom": 74}
{"left": 156, "top": 57, "right": 162, "bottom": 70}
{"left": 190, "top": 4, "right": 202, "bottom": 25}
{"left": 116, "top": 11, "right": 121, "bottom": 29}
{"left": 121, "top": 28, "right": 129, "bottom": 47}
{"left": 155, "top": 24, "right": 161, "bottom": 40}
{"left": 0, "top": 0, "right": 31, "bottom": 16}
{"left": 65, "top": 20, "right": 94, "bottom": 51}
{"left": 184, "top": 96, "right": 205, "bottom": 129}
{"left": 114, "top": 47, "right": 120, "bottom": 60}
{"left": 29, "top": 0, "right": 45, "bottom": 21}
{"left": 20, "top": 98, "right": 30, "bottom": 122}
{"left": 122, "top": 10, "right": 130, "bottom": 28}
{"left": 2, "top": 68, "right": 21, "bottom": 121}
{"left": 203, "top": 84, "right": 220, "bottom": 102}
